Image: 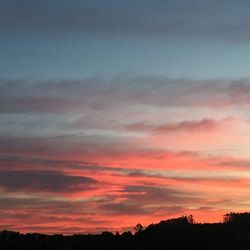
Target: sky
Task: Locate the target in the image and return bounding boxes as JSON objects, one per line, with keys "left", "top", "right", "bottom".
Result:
{"left": 1, "top": 0, "right": 250, "bottom": 235}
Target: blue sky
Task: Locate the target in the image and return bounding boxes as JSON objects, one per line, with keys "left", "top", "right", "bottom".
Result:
{"left": 2, "top": 35, "right": 250, "bottom": 79}
{"left": 2, "top": 0, "right": 250, "bottom": 79}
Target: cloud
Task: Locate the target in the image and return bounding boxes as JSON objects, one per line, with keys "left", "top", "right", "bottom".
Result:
{"left": 98, "top": 185, "right": 217, "bottom": 217}
{"left": 1, "top": 77, "right": 250, "bottom": 116}
{"left": 216, "top": 159, "right": 250, "bottom": 168}
{"left": 0, "top": 133, "right": 134, "bottom": 157}
{"left": 0, "top": 170, "right": 97, "bottom": 193}
{"left": 124, "top": 118, "right": 229, "bottom": 134}
{"left": 0, "top": 196, "right": 67, "bottom": 210}
{"left": 99, "top": 203, "right": 148, "bottom": 215}
{"left": 123, "top": 169, "right": 241, "bottom": 183}
{"left": 1, "top": 0, "right": 250, "bottom": 42}
{"left": 122, "top": 185, "right": 197, "bottom": 204}
{"left": 0, "top": 153, "right": 97, "bottom": 172}
{"left": 0, "top": 131, "right": 201, "bottom": 164}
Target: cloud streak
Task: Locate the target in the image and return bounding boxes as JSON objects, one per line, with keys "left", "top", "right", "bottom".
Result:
{"left": 0, "top": 170, "right": 97, "bottom": 193}
{"left": 2, "top": 77, "right": 250, "bottom": 115}
{"left": 1, "top": 0, "right": 250, "bottom": 42}
{"left": 124, "top": 118, "right": 231, "bottom": 134}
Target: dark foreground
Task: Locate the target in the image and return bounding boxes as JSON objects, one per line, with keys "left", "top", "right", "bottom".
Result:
{"left": 2, "top": 212, "right": 250, "bottom": 250}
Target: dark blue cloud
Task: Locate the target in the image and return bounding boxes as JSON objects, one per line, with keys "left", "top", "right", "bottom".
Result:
{"left": 1, "top": 0, "right": 250, "bottom": 42}
{"left": 0, "top": 170, "right": 97, "bottom": 193}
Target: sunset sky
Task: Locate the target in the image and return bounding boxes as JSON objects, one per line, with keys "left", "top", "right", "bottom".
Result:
{"left": 2, "top": 0, "right": 250, "bottom": 234}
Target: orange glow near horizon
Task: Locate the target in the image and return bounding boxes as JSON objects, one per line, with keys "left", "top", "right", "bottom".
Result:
{"left": 2, "top": 79, "right": 250, "bottom": 234}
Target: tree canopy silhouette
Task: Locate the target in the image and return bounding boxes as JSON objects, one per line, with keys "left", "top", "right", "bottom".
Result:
{"left": 1, "top": 212, "right": 250, "bottom": 250}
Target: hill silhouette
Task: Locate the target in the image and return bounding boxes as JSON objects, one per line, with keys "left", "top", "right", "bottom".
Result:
{"left": 2, "top": 212, "right": 250, "bottom": 250}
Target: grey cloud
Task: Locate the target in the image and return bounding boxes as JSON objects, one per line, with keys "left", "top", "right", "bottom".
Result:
{"left": 99, "top": 201, "right": 186, "bottom": 216}
{"left": 217, "top": 160, "right": 250, "bottom": 168}
{"left": 123, "top": 170, "right": 240, "bottom": 183}
{"left": 0, "top": 153, "right": 95, "bottom": 170}
{"left": 98, "top": 185, "right": 205, "bottom": 216}
{"left": 0, "top": 154, "right": 76, "bottom": 167}
{"left": 122, "top": 185, "right": 195, "bottom": 204}
{"left": 0, "top": 196, "right": 67, "bottom": 210}
{"left": 0, "top": 134, "right": 137, "bottom": 158}
{"left": 125, "top": 118, "right": 225, "bottom": 134}
{"left": 0, "top": 170, "right": 97, "bottom": 193}
{"left": 1, "top": 0, "right": 250, "bottom": 42}
{"left": 1, "top": 77, "right": 250, "bottom": 115}
{"left": 0, "top": 196, "right": 98, "bottom": 218}
{"left": 114, "top": 185, "right": 233, "bottom": 214}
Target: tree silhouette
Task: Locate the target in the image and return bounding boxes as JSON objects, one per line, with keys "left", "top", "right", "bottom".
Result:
{"left": 2, "top": 212, "right": 250, "bottom": 250}
{"left": 134, "top": 223, "right": 143, "bottom": 233}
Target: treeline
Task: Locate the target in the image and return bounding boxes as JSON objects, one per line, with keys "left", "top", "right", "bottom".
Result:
{"left": 2, "top": 212, "right": 250, "bottom": 250}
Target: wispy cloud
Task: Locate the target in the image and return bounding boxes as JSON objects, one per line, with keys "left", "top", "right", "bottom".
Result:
{"left": 124, "top": 118, "right": 231, "bottom": 134}
{"left": 2, "top": 77, "right": 250, "bottom": 115}
{"left": 1, "top": 0, "right": 250, "bottom": 42}
{"left": 0, "top": 170, "right": 97, "bottom": 193}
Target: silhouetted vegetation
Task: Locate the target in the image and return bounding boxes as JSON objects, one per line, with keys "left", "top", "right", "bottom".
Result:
{"left": 2, "top": 212, "right": 250, "bottom": 250}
